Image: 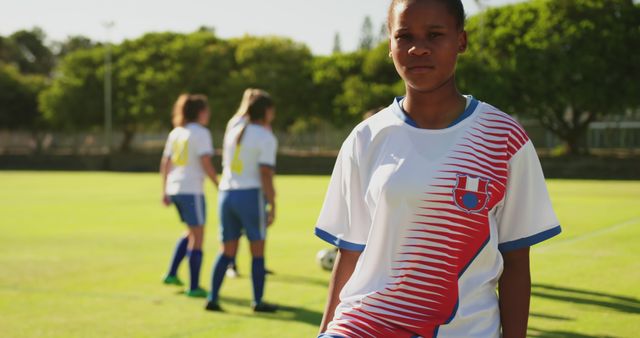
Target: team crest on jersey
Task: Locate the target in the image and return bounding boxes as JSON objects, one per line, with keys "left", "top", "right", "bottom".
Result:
{"left": 453, "top": 174, "right": 490, "bottom": 213}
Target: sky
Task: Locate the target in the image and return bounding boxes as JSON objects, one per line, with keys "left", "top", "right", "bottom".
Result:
{"left": 0, "top": 0, "right": 525, "bottom": 55}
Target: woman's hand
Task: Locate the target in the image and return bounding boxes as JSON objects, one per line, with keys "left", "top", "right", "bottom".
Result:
{"left": 162, "top": 194, "right": 171, "bottom": 206}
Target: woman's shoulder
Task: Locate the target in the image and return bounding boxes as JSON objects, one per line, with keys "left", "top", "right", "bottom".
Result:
{"left": 167, "top": 126, "right": 183, "bottom": 137}
{"left": 226, "top": 115, "right": 248, "bottom": 131}
{"left": 474, "top": 100, "right": 522, "bottom": 126}
{"left": 184, "top": 123, "right": 212, "bottom": 138}
{"left": 473, "top": 99, "right": 530, "bottom": 148}
{"left": 247, "top": 124, "right": 276, "bottom": 140}
{"left": 350, "top": 104, "right": 402, "bottom": 141}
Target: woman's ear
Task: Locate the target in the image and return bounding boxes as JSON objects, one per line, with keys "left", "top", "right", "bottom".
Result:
{"left": 458, "top": 30, "right": 468, "bottom": 53}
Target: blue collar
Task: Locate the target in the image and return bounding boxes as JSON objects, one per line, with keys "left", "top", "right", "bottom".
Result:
{"left": 392, "top": 96, "right": 478, "bottom": 128}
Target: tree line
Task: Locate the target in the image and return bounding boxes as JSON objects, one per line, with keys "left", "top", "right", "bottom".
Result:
{"left": 1, "top": 0, "right": 638, "bottom": 154}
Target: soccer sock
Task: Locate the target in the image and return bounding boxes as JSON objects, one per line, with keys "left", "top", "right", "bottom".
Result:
{"left": 167, "top": 236, "right": 188, "bottom": 277}
{"left": 252, "top": 257, "right": 266, "bottom": 304}
{"left": 209, "top": 254, "right": 233, "bottom": 302}
{"left": 187, "top": 249, "right": 203, "bottom": 291}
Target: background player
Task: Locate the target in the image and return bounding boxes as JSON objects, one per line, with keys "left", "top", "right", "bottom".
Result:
{"left": 222, "top": 88, "right": 274, "bottom": 278}
{"left": 316, "top": 0, "right": 561, "bottom": 337}
{"left": 206, "top": 89, "right": 279, "bottom": 313}
{"left": 160, "top": 94, "right": 219, "bottom": 298}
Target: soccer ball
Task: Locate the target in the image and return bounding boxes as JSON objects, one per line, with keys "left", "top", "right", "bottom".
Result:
{"left": 316, "top": 248, "right": 337, "bottom": 271}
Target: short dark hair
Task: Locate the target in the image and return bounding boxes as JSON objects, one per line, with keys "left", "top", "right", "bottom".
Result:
{"left": 387, "top": 0, "right": 466, "bottom": 32}
{"left": 183, "top": 95, "right": 208, "bottom": 123}
{"left": 247, "top": 92, "right": 274, "bottom": 122}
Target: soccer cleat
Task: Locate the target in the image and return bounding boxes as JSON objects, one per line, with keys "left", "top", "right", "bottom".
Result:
{"left": 185, "top": 287, "right": 208, "bottom": 298}
{"left": 163, "top": 275, "right": 184, "bottom": 286}
{"left": 226, "top": 266, "right": 239, "bottom": 278}
{"left": 204, "top": 300, "right": 223, "bottom": 312}
{"left": 252, "top": 301, "right": 278, "bottom": 313}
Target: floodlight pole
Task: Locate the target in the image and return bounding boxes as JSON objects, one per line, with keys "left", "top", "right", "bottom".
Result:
{"left": 103, "top": 21, "right": 114, "bottom": 156}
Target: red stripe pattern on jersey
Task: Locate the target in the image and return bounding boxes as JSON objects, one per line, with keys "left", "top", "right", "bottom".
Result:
{"left": 325, "top": 110, "right": 529, "bottom": 338}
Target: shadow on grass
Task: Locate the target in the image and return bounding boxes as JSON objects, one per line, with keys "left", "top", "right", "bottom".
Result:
{"left": 530, "top": 312, "right": 572, "bottom": 321}
{"left": 532, "top": 283, "right": 640, "bottom": 314}
{"left": 268, "top": 272, "right": 328, "bottom": 287}
{"left": 529, "top": 327, "right": 619, "bottom": 338}
{"left": 218, "top": 295, "right": 323, "bottom": 327}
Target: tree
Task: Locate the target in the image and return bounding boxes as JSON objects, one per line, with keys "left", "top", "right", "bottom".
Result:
{"left": 113, "top": 31, "right": 230, "bottom": 151}
{"left": 6, "top": 28, "right": 55, "bottom": 75}
{"left": 362, "top": 42, "right": 398, "bottom": 84}
{"left": 358, "top": 16, "right": 375, "bottom": 50}
{"left": 310, "top": 41, "right": 403, "bottom": 126}
{"left": 53, "top": 35, "right": 96, "bottom": 58}
{"left": 39, "top": 48, "right": 105, "bottom": 132}
{"left": 311, "top": 51, "right": 366, "bottom": 126}
{"left": 378, "top": 22, "right": 389, "bottom": 44}
{"left": 228, "top": 35, "right": 314, "bottom": 128}
{"left": 39, "top": 31, "right": 316, "bottom": 151}
{"left": 458, "top": 0, "right": 640, "bottom": 154}
{"left": 0, "top": 63, "right": 47, "bottom": 131}
{"left": 332, "top": 32, "right": 342, "bottom": 54}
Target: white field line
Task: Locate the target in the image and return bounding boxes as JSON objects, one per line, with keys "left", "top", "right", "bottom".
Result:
{"left": 534, "top": 216, "right": 640, "bottom": 253}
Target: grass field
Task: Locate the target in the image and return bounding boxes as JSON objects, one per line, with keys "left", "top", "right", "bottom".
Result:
{"left": 0, "top": 172, "right": 638, "bottom": 338}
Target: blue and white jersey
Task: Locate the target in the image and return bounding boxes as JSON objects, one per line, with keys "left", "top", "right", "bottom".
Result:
{"left": 219, "top": 123, "right": 277, "bottom": 191}
{"left": 315, "top": 96, "right": 561, "bottom": 338}
{"left": 162, "top": 123, "right": 214, "bottom": 195}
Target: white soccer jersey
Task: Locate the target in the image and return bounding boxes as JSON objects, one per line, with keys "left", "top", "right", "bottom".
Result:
{"left": 315, "top": 97, "right": 561, "bottom": 338}
{"left": 225, "top": 114, "right": 248, "bottom": 133}
{"left": 162, "top": 123, "right": 214, "bottom": 195}
{"left": 219, "top": 123, "right": 277, "bottom": 191}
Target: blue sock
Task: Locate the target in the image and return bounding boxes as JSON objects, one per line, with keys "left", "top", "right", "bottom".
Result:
{"left": 187, "top": 249, "right": 203, "bottom": 291}
{"left": 167, "top": 236, "right": 188, "bottom": 277}
{"left": 252, "top": 257, "right": 266, "bottom": 304}
{"left": 209, "top": 254, "right": 233, "bottom": 302}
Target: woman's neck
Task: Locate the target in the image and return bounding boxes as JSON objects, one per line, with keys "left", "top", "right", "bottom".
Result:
{"left": 403, "top": 80, "right": 466, "bottom": 129}
{"left": 250, "top": 119, "right": 267, "bottom": 127}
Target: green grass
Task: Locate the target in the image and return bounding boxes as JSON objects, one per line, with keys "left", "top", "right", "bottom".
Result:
{"left": 0, "top": 172, "right": 638, "bottom": 338}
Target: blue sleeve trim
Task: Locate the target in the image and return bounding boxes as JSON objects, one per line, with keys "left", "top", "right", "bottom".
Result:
{"left": 498, "top": 225, "right": 562, "bottom": 253}
{"left": 315, "top": 227, "right": 366, "bottom": 252}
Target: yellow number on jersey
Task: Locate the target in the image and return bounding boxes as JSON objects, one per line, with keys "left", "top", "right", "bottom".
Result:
{"left": 171, "top": 139, "right": 189, "bottom": 166}
{"left": 231, "top": 145, "right": 243, "bottom": 174}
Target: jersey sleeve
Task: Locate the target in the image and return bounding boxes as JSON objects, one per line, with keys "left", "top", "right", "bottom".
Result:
{"left": 495, "top": 141, "right": 561, "bottom": 252}
{"left": 258, "top": 134, "right": 277, "bottom": 168}
{"left": 162, "top": 131, "right": 174, "bottom": 158}
{"left": 314, "top": 135, "right": 370, "bottom": 252}
{"left": 195, "top": 129, "right": 214, "bottom": 156}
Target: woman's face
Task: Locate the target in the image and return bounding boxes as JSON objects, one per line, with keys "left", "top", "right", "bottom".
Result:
{"left": 197, "top": 108, "right": 211, "bottom": 126}
{"left": 265, "top": 107, "right": 276, "bottom": 125}
{"left": 389, "top": 0, "right": 466, "bottom": 94}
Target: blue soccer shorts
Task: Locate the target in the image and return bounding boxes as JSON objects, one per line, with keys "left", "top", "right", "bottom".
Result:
{"left": 170, "top": 194, "right": 206, "bottom": 227}
{"left": 218, "top": 188, "right": 267, "bottom": 242}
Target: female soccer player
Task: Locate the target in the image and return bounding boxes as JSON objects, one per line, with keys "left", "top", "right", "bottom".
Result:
{"left": 161, "top": 94, "right": 219, "bottom": 298}
{"left": 315, "top": 1, "right": 561, "bottom": 337}
{"left": 206, "top": 89, "right": 279, "bottom": 313}
{"left": 221, "top": 88, "right": 274, "bottom": 278}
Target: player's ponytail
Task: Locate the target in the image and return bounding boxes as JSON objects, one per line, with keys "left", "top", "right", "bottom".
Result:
{"left": 172, "top": 94, "right": 189, "bottom": 127}
{"left": 235, "top": 89, "right": 274, "bottom": 146}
